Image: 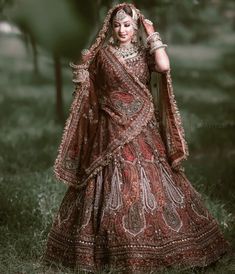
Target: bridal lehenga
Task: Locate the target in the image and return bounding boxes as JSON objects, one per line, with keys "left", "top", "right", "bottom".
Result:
{"left": 43, "top": 3, "right": 230, "bottom": 273}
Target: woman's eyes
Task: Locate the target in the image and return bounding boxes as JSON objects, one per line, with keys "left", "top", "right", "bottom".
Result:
{"left": 114, "top": 24, "right": 130, "bottom": 28}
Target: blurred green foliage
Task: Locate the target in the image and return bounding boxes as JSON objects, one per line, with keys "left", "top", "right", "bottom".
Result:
{"left": 1, "top": 0, "right": 234, "bottom": 57}
{"left": 0, "top": 0, "right": 235, "bottom": 273}
{"left": 7, "top": 0, "right": 96, "bottom": 59}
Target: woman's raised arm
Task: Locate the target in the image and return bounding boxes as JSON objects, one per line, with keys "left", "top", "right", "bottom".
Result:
{"left": 152, "top": 47, "right": 170, "bottom": 73}
{"left": 141, "top": 17, "right": 170, "bottom": 73}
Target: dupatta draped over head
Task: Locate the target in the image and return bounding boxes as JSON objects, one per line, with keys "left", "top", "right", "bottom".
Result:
{"left": 54, "top": 3, "right": 189, "bottom": 189}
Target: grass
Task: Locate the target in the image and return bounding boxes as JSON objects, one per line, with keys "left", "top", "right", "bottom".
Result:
{"left": 0, "top": 33, "right": 234, "bottom": 273}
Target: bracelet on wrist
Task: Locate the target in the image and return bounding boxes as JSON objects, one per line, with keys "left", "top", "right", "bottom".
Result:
{"left": 150, "top": 44, "right": 168, "bottom": 54}
{"left": 146, "top": 32, "right": 160, "bottom": 44}
{"left": 146, "top": 32, "right": 167, "bottom": 53}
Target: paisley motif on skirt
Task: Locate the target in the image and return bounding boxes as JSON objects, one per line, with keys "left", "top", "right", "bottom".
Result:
{"left": 140, "top": 166, "right": 157, "bottom": 212}
{"left": 162, "top": 202, "right": 183, "bottom": 232}
{"left": 122, "top": 200, "right": 146, "bottom": 236}
{"left": 160, "top": 164, "right": 184, "bottom": 206}
{"left": 56, "top": 189, "right": 81, "bottom": 229}
{"left": 191, "top": 191, "right": 209, "bottom": 219}
{"left": 108, "top": 164, "right": 123, "bottom": 210}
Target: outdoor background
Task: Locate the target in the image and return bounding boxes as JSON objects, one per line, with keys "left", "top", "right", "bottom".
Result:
{"left": 0, "top": 0, "right": 234, "bottom": 273}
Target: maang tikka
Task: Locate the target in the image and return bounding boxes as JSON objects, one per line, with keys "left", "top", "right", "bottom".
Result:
{"left": 115, "top": 9, "right": 127, "bottom": 21}
{"left": 114, "top": 8, "right": 138, "bottom": 30}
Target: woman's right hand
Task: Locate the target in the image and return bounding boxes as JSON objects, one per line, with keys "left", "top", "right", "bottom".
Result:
{"left": 140, "top": 15, "right": 155, "bottom": 36}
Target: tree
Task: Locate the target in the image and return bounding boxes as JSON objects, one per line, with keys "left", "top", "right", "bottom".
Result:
{"left": 7, "top": 0, "right": 97, "bottom": 122}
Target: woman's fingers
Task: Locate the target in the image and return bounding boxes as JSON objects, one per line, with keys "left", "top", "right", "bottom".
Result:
{"left": 144, "top": 19, "right": 153, "bottom": 26}
{"left": 140, "top": 15, "right": 155, "bottom": 35}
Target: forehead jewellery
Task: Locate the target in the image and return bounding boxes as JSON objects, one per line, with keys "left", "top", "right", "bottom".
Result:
{"left": 114, "top": 7, "right": 138, "bottom": 30}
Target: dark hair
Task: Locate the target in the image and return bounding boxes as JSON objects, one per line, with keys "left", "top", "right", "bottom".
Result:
{"left": 110, "top": 5, "right": 133, "bottom": 23}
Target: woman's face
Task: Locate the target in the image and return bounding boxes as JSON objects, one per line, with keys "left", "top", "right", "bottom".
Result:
{"left": 113, "top": 15, "right": 135, "bottom": 45}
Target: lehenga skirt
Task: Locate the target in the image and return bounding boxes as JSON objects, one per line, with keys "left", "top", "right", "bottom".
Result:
{"left": 43, "top": 122, "right": 230, "bottom": 273}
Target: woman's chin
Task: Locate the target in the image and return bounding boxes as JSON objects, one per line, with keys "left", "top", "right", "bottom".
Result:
{"left": 117, "top": 38, "right": 131, "bottom": 44}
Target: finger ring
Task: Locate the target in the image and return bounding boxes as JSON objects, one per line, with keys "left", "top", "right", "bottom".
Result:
{"left": 144, "top": 19, "right": 153, "bottom": 25}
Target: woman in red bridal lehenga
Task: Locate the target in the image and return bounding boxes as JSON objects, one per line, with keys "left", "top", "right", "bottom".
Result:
{"left": 43, "top": 3, "right": 230, "bottom": 273}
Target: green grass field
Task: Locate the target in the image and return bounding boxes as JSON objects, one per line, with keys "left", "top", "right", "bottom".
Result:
{"left": 0, "top": 34, "right": 234, "bottom": 273}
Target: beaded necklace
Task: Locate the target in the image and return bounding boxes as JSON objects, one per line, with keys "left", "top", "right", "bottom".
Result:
{"left": 115, "top": 43, "right": 139, "bottom": 60}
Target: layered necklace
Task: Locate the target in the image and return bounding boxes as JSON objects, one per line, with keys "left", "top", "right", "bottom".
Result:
{"left": 115, "top": 43, "right": 139, "bottom": 60}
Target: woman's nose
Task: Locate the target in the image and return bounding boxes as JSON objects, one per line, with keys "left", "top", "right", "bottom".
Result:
{"left": 119, "top": 25, "right": 125, "bottom": 33}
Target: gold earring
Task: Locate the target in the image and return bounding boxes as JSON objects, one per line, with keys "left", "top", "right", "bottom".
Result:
{"left": 131, "top": 33, "right": 138, "bottom": 44}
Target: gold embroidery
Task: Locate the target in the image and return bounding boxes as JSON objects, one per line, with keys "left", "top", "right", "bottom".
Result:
{"left": 108, "top": 164, "right": 123, "bottom": 210}
{"left": 122, "top": 200, "right": 146, "bottom": 236}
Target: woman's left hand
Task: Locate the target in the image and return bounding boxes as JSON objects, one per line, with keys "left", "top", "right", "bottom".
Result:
{"left": 141, "top": 15, "right": 155, "bottom": 36}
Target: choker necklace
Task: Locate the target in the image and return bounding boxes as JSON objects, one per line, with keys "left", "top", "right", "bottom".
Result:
{"left": 115, "top": 43, "right": 139, "bottom": 59}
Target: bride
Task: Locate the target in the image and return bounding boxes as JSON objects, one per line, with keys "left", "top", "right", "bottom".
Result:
{"left": 43, "top": 3, "right": 230, "bottom": 273}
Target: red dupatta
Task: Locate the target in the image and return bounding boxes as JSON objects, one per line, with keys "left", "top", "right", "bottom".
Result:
{"left": 155, "top": 71, "right": 188, "bottom": 169}
{"left": 53, "top": 3, "right": 188, "bottom": 189}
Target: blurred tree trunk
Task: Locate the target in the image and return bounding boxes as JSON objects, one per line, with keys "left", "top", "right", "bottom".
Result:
{"left": 53, "top": 53, "right": 64, "bottom": 123}
{"left": 29, "top": 33, "right": 39, "bottom": 75}
{"left": 19, "top": 30, "right": 40, "bottom": 75}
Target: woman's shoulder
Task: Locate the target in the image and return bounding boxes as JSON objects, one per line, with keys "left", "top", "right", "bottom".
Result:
{"left": 92, "top": 45, "right": 113, "bottom": 66}
{"left": 88, "top": 46, "right": 108, "bottom": 73}
{"left": 91, "top": 45, "right": 107, "bottom": 62}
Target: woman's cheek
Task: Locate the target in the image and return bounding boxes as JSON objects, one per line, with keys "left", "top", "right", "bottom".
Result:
{"left": 128, "top": 26, "right": 134, "bottom": 35}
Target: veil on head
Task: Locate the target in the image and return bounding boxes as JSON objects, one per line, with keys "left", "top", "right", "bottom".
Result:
{"left": 70, "top": 3, "right": 147, "bottom": 74}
